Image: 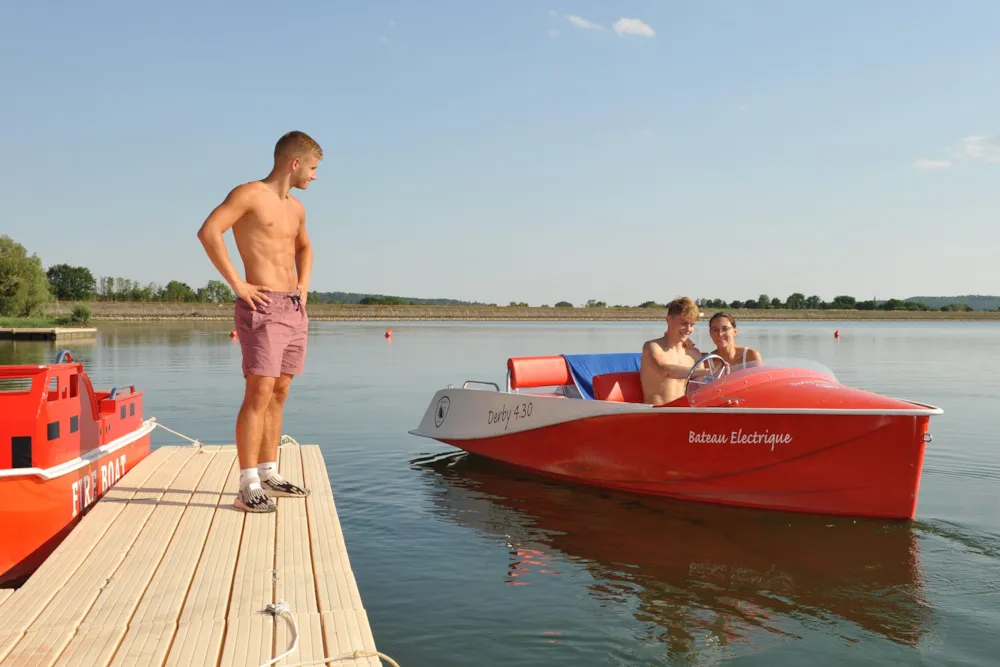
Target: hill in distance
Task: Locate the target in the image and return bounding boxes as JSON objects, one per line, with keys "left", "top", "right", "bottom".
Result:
{"left": 905, "top": 295, "right": 1000, "bottom": 311}
{"left": 308, "top": 291, "right": 491, "bottom": 306}
{"left": 307, "top": 291, "right": 1000, "bottom": 310}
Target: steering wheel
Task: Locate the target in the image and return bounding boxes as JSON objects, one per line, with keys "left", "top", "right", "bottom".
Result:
{"left": 685, "top": 353, "right": 731, "bottom": 394}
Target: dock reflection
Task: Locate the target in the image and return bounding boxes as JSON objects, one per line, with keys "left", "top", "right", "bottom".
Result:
{"left": 413, "top": 451, "right": 930, "bottom": 655}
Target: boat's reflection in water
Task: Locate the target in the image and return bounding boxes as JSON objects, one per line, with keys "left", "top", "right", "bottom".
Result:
{"left": 413, "top": 450, "right": 930, "bottom": 657}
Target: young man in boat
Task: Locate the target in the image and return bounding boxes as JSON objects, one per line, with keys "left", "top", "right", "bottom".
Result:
{"left": 196, "top": 130, "right": 321, "bottom": 512}
{"left": 640, "top": 296, "right": 713, "bottom": 404}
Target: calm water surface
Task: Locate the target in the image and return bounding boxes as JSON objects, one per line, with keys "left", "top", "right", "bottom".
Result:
{"left": 4, "top": 320, "right": 999, "bottom": 666}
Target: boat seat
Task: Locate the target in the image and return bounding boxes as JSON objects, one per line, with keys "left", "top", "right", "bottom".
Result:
{"left": 507, "top": 355, "right": 572, "bottom": 391}
{"left": 593, "top": 371, "right": 645, "bottom": 403}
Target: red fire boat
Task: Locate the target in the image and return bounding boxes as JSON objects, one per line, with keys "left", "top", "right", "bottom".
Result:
{"left": 409, "top": 353, "right": 943, "bottom": 520}
{"left": 0, "top": 350, "right": 153, "bottom": 585}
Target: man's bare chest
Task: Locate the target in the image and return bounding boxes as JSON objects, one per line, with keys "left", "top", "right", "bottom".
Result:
{"left": 238, "top": 203, "right": 300, "bottom": 240}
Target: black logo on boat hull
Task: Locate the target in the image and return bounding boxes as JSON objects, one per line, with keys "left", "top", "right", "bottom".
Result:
{"left": 434, "top": 396, "right": 451, "bottom": 428}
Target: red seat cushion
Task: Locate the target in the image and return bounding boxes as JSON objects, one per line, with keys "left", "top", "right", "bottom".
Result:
{"left": 507, "top": 356, "right": 572, "bottom": 390}
{"left": 593, "top": 371, "right": 645, "bottom": 403}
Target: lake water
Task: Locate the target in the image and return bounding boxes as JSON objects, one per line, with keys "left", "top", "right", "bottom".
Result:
{"left": 3, "top": 319, "right": 999, "bottom": 666}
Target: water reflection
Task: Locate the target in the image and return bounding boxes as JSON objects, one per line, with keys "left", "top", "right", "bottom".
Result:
{"left": 414, "top": 452, "right": 931, "bottom": 658}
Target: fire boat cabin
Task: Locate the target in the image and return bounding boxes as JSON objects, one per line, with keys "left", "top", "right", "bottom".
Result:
{"left": 0, "top": 350, "right": 153, "bottom": 586}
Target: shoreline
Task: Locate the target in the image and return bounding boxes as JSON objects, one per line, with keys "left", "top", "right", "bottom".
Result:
{"left": 35, "top": 302, "right": 1000, "bottom": 323}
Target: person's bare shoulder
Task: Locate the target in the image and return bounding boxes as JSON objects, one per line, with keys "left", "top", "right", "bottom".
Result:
{"left": 642, "top": 338, "right": 665, "bottom": 361}
{"left": 231, "top": 180, "right": 269, "bottom": 198}
{"left": 199, "top": 182, "right": 265, "bottom": 237}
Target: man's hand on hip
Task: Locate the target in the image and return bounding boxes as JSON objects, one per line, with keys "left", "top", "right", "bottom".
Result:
{"left": 234, "top": 281, "right": 273, "bottom": 310}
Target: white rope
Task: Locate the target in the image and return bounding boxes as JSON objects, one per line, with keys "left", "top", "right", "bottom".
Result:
{"left": 258, "top": 601, "right": 401, "bottom": 667}
{"left": 258, "top": 602, "right": 297, "bottom": 666}
{"left": 148, "top": 418, "right": 203, "bottom": 449}
{"left": 150, "top": 419, "right": 301, "bottom": 452}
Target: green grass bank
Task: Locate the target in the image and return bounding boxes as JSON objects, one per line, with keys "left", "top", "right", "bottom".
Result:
{"left": 37, "top": 301, "right": 1000, "bottom": 323}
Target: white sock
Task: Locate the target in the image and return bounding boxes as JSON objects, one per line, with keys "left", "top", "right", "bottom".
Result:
{"left": 240, "top": 468, "right": 261, "bottom": 492}
{"left": 257, "top": 461, "right": 278, "bottom": 481}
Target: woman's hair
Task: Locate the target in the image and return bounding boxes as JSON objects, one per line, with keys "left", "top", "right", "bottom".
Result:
{"left": 709, "top": 312, "right": 736, "bottom": 329}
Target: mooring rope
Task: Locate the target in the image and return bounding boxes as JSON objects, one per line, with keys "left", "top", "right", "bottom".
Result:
{"left": 149, "top": 419, "right": 302, "bottom": 451}
{"left": 259, "top": 601, "right": 402, "bottom": 667}
{"left": 148, "top": 417, "right": 202, "bottom": 448}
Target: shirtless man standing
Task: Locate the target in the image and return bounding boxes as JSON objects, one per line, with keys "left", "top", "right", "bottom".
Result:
{"left": 640, "top": 297, "right": 711, "bottom": 404}
{"left": 197, "top": 130, "right": 321, "bottom": 512}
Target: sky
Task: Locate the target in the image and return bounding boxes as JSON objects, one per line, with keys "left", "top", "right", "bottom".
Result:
{"left": 1, "top": 1, "right": 998, "bottom": 306}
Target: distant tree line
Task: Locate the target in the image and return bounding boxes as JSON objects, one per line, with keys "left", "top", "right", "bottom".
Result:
{"left": 0, "top": 234, "right": 990, "bottom": 318}
{"left": 630, "top": 293, "right": 980, "bottom": 312}
{"left": 46, "top": 265, "right": 235, "bottom": 304}
{"left": 1, "top": 235, "right": 238, "bottom": 317}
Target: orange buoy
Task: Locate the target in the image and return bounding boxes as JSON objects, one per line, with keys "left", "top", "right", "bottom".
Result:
{"left": 385, "top": 329, "right": 393, "bottom": 339}
{"left": 229, "top": 330, "right": 238, "bottom": 339}
{"left": 834, "top": 329, "right": 840, "bottom": 339}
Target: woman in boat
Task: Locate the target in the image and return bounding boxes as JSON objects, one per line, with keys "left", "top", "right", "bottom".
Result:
{"left": 706, "top": 312, "right": 761, "bottom": 371}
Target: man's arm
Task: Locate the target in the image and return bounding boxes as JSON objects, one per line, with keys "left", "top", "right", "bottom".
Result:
{"left": 196, "top": 185, "right": 251, "bottom": 288}
{"left": 196, "top": 184, "right": 270, "bottom": 308}
{"left": 643, "top": 342, "right": 707, "bottom": 379}
{"left": 294, "top": 208, "right": 313, "bottom": 302}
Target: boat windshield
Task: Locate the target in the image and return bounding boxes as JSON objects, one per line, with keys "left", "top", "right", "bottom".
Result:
{"left": 687, "top": 356, "right": 839, "bottom": 398}
{"left": 739, "top": 357, "right": 837, "bottom": 381}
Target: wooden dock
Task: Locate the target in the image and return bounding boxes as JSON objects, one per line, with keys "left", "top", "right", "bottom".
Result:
{"left": 0, "top": 327, "right": 97, "bottom": 341}
{"left": 0, "top": 442, "right": 385, "bottom": 667}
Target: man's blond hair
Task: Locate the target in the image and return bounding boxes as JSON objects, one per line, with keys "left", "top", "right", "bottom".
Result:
{"left": 274, "top": 130, "right": 323, "bottom": 162}
{"left": 666, "top": 296, "right": 699, "bottom": 320}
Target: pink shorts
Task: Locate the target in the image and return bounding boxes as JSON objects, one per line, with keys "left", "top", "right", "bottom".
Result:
{"left": 234, "top": 291, "right": 309, "bottom": 378}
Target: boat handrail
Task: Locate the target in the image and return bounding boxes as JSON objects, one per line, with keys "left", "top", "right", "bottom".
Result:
{"left": 463, "top": 380, "right": 500, "bottom": 391}
{"left": 108, "top": 385, "right": 136, "bottom": 400}
{"left": 54, "top": 349, "right": 73, "bottom": 364}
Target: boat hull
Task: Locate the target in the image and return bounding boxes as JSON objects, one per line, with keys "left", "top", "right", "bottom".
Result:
{"left": 0, "top": 427, "right": 151, "bottom": 586}
{"left": 411, "top": 388, "right": 933, "bottom": 520}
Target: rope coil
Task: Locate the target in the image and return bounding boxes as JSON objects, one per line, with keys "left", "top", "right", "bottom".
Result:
{"left": 259, "top": 601, "right": 401, "bottom": 667}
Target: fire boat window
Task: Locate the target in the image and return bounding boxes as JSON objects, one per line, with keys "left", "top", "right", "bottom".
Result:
{"left": 47, "top": 377, "right": 59, "bottom": 401}
{"left": 0, "top": 377, "right": 33, "bottom": 394}
{"left": 70, "top": 374, "right": 79, "bottom": 398}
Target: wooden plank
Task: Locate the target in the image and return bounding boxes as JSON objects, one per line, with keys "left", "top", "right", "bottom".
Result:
{"left": 275, "top": 612, "right": 326, "bottom": 667}
{"left": 299, "top": 445, "right": 380, "bottom": 667}
{"left": 50, "top": 447, "right": 230, "bottom": 667}
{"left": 118, "top": 448, "right": 234, "bottom": 626}
{"left": 162, "top": 620, "right": 225, "bottom": 667}
{"left": 275, "top": 445, "right": 318, "bottom": 615}
{"left": 0, "top": 446, "right": 204, "bottom": 666}
{"left": 0, "top": 445, "right": 184, "bottom": 663}
{"left": 0, "top": 328, "right": 97, "bottom": 341}
{"left": 301, "top": 446, "right": 364, "bottom": 612}
{"left": 0, "top": 442, "right": 385, "bottom": 667}
{"left": 217, "top": 451, "right": 278, "bottom": 667}
{"left": 320, "top": 611, "right": 381, "bottom": 667}
{"left": 0, "top": 591, "right": 13, "bottom": 607}
{"left": 162, "top": 450, "right": 245, "bottom": 667}
{"left": 106, "top": 449, "right": 236, "bottom": 667}
{"left": 271, "top": 445, "right": 324, "bottom": 665}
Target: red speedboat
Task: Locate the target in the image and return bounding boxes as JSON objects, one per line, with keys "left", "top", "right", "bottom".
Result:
{"left": 0, "top": 350, "right": 153, "bottom": 586}
{"left": 409, "top": 352, "right": 943, "bottom": 520}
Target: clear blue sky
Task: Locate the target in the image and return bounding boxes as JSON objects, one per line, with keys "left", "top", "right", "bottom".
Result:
{"left": 2, "top": 1, "right": 997, "bottom": 306}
